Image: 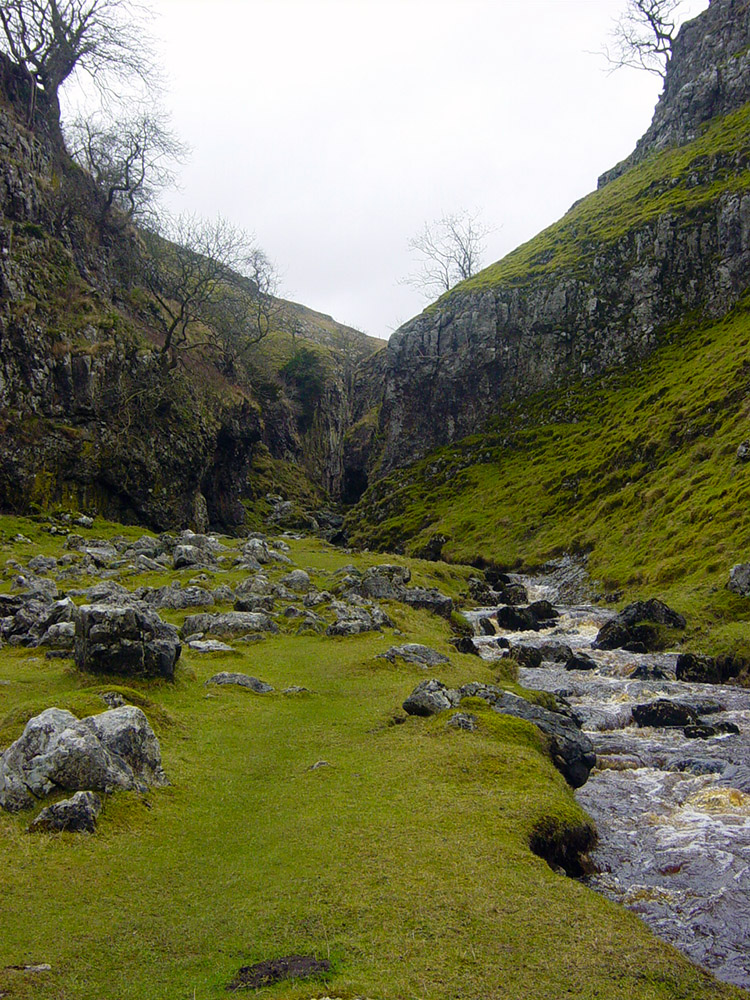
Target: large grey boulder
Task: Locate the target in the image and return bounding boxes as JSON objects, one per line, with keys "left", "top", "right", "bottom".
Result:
{"left": 379, "top": 644, "right": 450, "bottom": 668}
{"left": 359, "top": 565, "right": 411, "bottom": 599}
{"left": 325, "top": 601, "right": 394, "bottom": 637}
{"left": 206, "top": 672, "right": 273, "bottom": 693}
{"left": 181, "top": 611, "right": 279, "bottom": 637}
{"left": 0, "top": 706, "right": 168, "bottom": 813}
{"left": 399, "top": 587, "right": 453, "bottom": 618}
{"left": 143, "top": 584, "right": 215, "bottom": 610}
{"left": 74, "top": 604, "right": 181, "bottom": 680}
{"left": 29, "top": 791, "right": 102, "bottom": 833}
{"left": 728, "top": 563, "right": 750, "bottom": 596}
{"left": 402, "top": 679, "right": 460, "bottom": 716}
{"left": 281, "top": 570, "right": 311, "bottom": 593}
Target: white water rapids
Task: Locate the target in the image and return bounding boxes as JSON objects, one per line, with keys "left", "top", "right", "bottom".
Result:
{"left": 466, "top": 582, "right": 750, "bottom": 989}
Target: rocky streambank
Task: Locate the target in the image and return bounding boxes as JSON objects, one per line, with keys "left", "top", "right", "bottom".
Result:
{"left": 464, "top": 581, "right": 750, "bottom": 989}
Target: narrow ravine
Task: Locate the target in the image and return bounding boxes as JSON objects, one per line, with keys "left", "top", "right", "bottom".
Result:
{"left": 466, "top": 582, "right": 750, "bottom": 990}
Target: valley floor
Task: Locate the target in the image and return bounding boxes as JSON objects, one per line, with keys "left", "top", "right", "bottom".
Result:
{"left": 0, "top": 515, "right": 743, "bottom": 1000}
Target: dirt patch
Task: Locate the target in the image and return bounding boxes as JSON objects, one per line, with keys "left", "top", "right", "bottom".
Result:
{"left": 227, "top": 954, "right": 331, "bottom": 991}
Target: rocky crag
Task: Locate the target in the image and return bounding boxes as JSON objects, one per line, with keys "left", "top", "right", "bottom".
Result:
{"left": 0, "top": 53, "right": 381, "bottom": 529}
{"left": 351, "top": 0, "right": 750, "bottom": 482}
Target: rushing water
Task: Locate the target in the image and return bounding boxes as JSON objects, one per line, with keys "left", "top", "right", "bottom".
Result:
{"left": 466, "top": 584, "right": 750, "bottom": 990}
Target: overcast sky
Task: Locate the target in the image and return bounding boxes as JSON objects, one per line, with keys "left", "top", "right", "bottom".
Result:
{"left": 69, "top": 0, "right": 709, "bottom": 339}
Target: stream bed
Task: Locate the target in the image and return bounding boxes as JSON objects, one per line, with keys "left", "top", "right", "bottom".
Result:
{"left": 467, "top": 586, "right": 750, "bottom": 989}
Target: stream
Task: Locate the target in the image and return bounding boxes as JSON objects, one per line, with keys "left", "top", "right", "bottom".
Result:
{"left": 466, "top": 579, "right": 750, "bottom": 990}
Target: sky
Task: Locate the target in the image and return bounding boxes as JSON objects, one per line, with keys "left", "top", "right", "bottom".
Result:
{"left": 66, "top": 0, "right": 709, "bottom": 340}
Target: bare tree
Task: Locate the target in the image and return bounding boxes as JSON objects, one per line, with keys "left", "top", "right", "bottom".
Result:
{"left": 604, "top": 0, "right": 683, "bottom": 79}
{"left": 66, "top": 108, "right": 188, "bottom": 223}
{"left": 139, "top": 213, "right": 279, "bottom": 369}
{"left": 403, "top": 209, "right": 491, "bottom": 298}
{"left": 0, "top": 0, "right": 153, "bottom": 123}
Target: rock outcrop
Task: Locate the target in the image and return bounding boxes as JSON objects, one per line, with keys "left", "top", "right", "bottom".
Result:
{"left": 346, "top": 0, "right": 750, "bottom": 481}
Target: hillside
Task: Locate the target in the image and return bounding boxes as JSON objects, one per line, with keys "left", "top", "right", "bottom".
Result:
{"left": 345, "top": 0, "right": 750, "bottom": 660}
{"left": 347, "top": 0, "right": 750, "bottom": 481}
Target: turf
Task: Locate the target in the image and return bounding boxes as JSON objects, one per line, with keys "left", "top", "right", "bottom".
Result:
{"left": 0, "top": 523, "right": 742, "bottom": 999}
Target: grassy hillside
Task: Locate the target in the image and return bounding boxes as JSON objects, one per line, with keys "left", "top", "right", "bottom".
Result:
{"left": 349, "top": 295, "right": 750, "bottom": 659}
{"left": 0, "top": 515, "right": 740, "bottom": 1000}
{"left": 437, "top": 103, "right": 750, "bottom": 297}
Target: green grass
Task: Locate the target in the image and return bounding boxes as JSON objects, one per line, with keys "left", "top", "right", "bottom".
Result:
{"left": 0, "top": 528, "right": 740, "bottom": 999}
{"left": 348, "top": 297, "right": 750, "bottom": 660}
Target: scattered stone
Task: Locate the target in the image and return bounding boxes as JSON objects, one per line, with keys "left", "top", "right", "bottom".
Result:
{"left": 27, "top": 555, "right": 57, "bottom": 575}
{"left": 539, "top": 641, "right": 573, "bottom": 663}
{"left": 282, "top": 686, "right": 309, "bottom": 695}
{"left": 181, "top": 612, "right": 279, "bottom": 638}
{"left": 398, "top": 586, "right": 453, "bottom": 618}
{"left": 736, "top": 441, "right": 750, "bottom": 462}
{"left": 206, "top": 672, "right": 273, "bottom": 693}
{"left": 378, "top": 644, "right": 450, "bottom": 668}
{"left": 0, "top": 706, "right": 168, "bottom": 812}
{"left": 188, "top": 639, "right": 234, "bottom": 653}
{"left": 359, "top": 564, "right": 411, "bottom": 599}
{"left": 402, "top": 678, "right": 459, "bottom": 716}
{"left": 145, "top": 584, "right": 215, "bottom": 610}
{"left": 565, "top": 652, "right": 598, "bottom": 672}
{"left": 632, "top": 699, "right": 698, "bottom": 728}
{"left": 281, "top": 569, "right": 311, "bottom": 593}
{"left": 506, "top": 644, "right": 543, "bottom": 669}
{"left": 325, "top": 601, "right": 393, "bottom": 637}
{"left": 307, "top": 760, "right": 330, "bottom": 770}
{"left": 478, "top": 617, "right": 496, "bottom": 635}
{"left": 173, "top": 544, "right": 213, "bottom": 570}
{"left": 28, "top": 791, "right": 102, "bottom": 833}
{"left": 234, "top": 595, "right": 275, "bottom": 613}
{"left": 446, "top": 712, "right": 477, "bottom": 732}
{"left": 227, "top": 954, "right": 331, "bottom": 991}
{"left": 74, "top": 605, "right": 181, "bottom": 680}
{"left": 496, "top": 606, "right": 539, "bottom": 632}
{"left": 449, "top": 636, "right": 479, "bottom": 655}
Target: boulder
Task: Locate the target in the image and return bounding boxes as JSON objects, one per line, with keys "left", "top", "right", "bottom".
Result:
{"left": 477, "top": 617, "right": 496, "bottom": 635}
{"left": 27, "top": 555, "right": 57, "bottom": 574}
{"left": 281, "top": 570, "right": 311, "bottom": 593}
{"left": 144, "top": 584, "right": 215, "bottom": 610}
{"left": 565, "top": 652, "right": 598, "bottom": 672}
{"left": 632, "top": 699, "right": 698, "bottom": 728}
{"left": 206, "top": 672, "right": 273, "bottom": 693}
{"left": 527, "top": 600, "right": 559, "bottom": 624}
{"left": 539, "top": 641, "right": 573, "bottom": 663}
{"left": 173, "top": 544, "right": 212, "bottom": 570}
{"left": 449, "top": 636, "right": 479, "bottom": 655}
{"left": 496, "top": 582, "right": 529, "bottom": 606}
{"left": 496, "top": 606, "right": 539, "bottom": 632}
{"left": 359, "top": 564, "right": 411, "bottom": 599}
{"left": 325, "top": 602, "right": 393, "bottom": 637}
{"left": 241, "top": 538, "right": 272, "bottom": 564}
{"left": 675, "top": 652, "right": 743, "bottom": 685}
{"left": 28, "top": 790, "right": 102, "bottom": 833}
{"left": 0, "top": 706, "right": 168, "bottom": 813}
{"left": 181, "top": 612, "right": 279, "bottom": 638}
{"left": 234, "top": 595, "right": 275, "bottom": 613}
{"left": 507, "top": 644, "right": 544, "bottom": 669}
{"left": 402, "top": 679, "right": 459, "bottom": 716}
{"left": 736, "top": 441, "right": 750, "bottom": 462}
{"left": 378, "top": 644, "right": 450, "bottom": 668}
{"left": 593, "top": 599, "right": 686, "bottom": 651}
{"left": 398, "top": 586, "right": 453, "bottom": 618}
{"left": 187, "top": 639, "right": 234, "bottom": 652}
{"left": 74, "top": 605, "right": 181, "bottom": 680}
{"left": 728, "top": 563, "right": 750, "bottom": 597}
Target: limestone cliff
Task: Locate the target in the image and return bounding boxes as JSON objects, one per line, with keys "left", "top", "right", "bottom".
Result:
{"left": 0, "top": 52, "right": 379, "bottom": 527}
{"left": 358, "top": 0, "right": 750, "bottom": 481}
